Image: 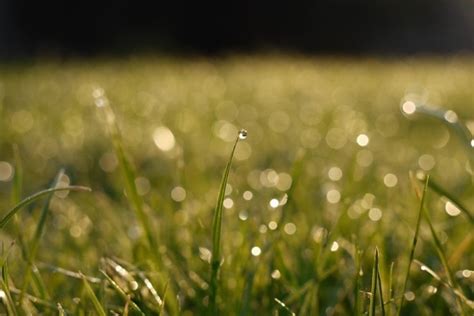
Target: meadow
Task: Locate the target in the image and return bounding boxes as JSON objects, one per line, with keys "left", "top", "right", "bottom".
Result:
{"left": 0, "top": 56, "right": 472, "bottom": 315}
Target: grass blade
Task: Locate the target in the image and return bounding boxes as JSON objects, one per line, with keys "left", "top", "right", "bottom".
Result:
{"left": 1, "top": 261, "right": 19, "bottom": 316}
{"left": 274, "top": 298, "right": 296, "bottom": 316}
{"left": 20, "top": 169, "right": 65, "bottom": 304}
{"left": 209, "top": 129, "right": 246, "bottom": 314}
{"left": 397, "top": 173, "right": 429, "bottom": 316}
{"left": 377, "top": 259, "right": 386, "bottom": 316}
{"left": 100, "top": 270, "right": 145, "bottom": 315}
{"left": 414, "top": 260, "right": 474, "bottom": 309}
{"left": 0, "top": 186, "right": 91, "bottom": 229}
{"left": 369, "top": 248, "right": 379, "bottom": 316}
{"left": 94, "top": 91, "right": 156, "bottom": 251}
{"left": 421, "top": 175, "right": 474, "bottom": 224}
{"left": 387, "top": 262, "right": 394, "bottom": 316}
{"left": 422, "top": 206, "right": 467, "bottom": 315}
{"left": 81, "top": 272, "right": 107, "bottom": 316}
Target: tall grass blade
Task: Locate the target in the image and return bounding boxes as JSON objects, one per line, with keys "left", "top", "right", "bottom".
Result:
{"left": 397, "top": 174, "right": 429, "bottom": 316}
{"left": 377, "top": 260, "right": 386, "bottom": 316}
{"left": 387, "top": 262, "right": 394, "bottom": 316}
{"left": 209, "top": 129, "right": 246, "bottom": 314}
{"left": 81, "top": 272, "right": 107, "bottom": 316}
{"left": 20, "top": 169, "right": 65, "bottom": 304}
{"left": 422, "top": 206, "right": 467, "bottom": 315}
{"left": 94, "top": 92, "right": 156, "bottom": 251}
{"left": 369, "top": 248, "right": 379, "bottom": 316}
{"left": 0, "top": 186, "right": 91, "bottom": 229}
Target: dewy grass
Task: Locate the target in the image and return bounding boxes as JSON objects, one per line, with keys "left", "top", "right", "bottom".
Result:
{"left": 0, "top": 185, "right": 91, "bottom": 229}
{"left": 397, "top": 174, "right": 429, "bottom": 316}
{"left": 422, "top": 200, "right": 467, "bottom": 315}
{"left": 423, "top": 176, "right": 474, "bottom": 224}
{"left": 209, "top": 129, "right": 246, "bottom": 314}
{"left": 1, "top": 57, "right": 473, "bottom": 314}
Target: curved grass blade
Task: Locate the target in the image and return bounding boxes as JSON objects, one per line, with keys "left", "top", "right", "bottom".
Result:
{"left": 403, "top": 102, "right": 474, "bottom": 177}
{"left": 414, "top": 260, "right": 474, "bottom": 309}
{"left": 20, "top": 169, "right": 65, "bottom": 304}
{"left": 420, "top": 175, "right": 474, "bottom": 224}
{"left": 209, "top": 129, "right": 246, "bottom": 314}
{"left": 0, "top": 186, "right": 91, "bottom": 229}
{"left": 397, "top": 174, "right": 429, "bottom": 316}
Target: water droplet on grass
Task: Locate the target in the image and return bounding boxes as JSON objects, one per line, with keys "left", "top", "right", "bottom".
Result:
{"left": 402, "top": 101, "right": 416, "bottom": 115}
{"left": 444, "top": 110, "right": 458, "bottom": 123}
{"left": 251, "top": 246, "right": 261, "bottom": 256}
{"left": 239, "top": 129, "right": 248, "bottom": 139}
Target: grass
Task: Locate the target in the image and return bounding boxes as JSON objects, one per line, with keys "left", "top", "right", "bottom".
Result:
{"left": 0, "top": 55, "right": 473, "bottom": 314}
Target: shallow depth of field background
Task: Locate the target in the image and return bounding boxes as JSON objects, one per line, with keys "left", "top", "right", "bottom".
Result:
{"left": 0, "top": 1, "right": 473, "bottom": 315}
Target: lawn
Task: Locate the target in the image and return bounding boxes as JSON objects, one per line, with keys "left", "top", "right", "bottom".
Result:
{"left": 0, "top": 55, "right": 473, "bottom": 315}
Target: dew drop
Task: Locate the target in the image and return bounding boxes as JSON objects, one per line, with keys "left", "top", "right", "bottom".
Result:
{"left": 239, "top": 129, "right": 248, "bottom": 140}
{"left": 271, "top": 269, "right": 281, "bottom": 279}
{"left": 356, "top": 134, "right": 370, "bottom": 147}
{"left": 402, "top": 101, "right": 416, "bottom": 115}
{"left": 445, "top": 201, "right": 461, "bottom": 217}
{"left": 444, "top": 110, "right": 458, "bottom": 123}
{"left": 251, "top": 246, "right": 261, "bottom": 257}
{"left": 404, "top": 291, "right": 416, "bottom": 301}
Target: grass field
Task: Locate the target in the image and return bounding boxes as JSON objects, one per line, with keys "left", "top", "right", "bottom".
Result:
{"left": 0, "top": 56, "right": 473, "bottom": 315}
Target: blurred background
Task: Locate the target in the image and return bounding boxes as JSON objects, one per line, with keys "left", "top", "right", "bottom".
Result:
{"left": 1, "top": 0, "right": 473, "bottom": 58}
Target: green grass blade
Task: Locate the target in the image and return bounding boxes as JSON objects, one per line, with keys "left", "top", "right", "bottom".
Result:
{"left": 0, "top": 186, "right": 91, "bottom": 229}
{"left": 422, "top": 207, "right": 467, "bottom": 315}
{"left": 20, "top": 170, "right": 65, "bottom": 304}
{"left": 159, "top": 280, "right": 169, "bottom": 316}
{"left": 397, "top": 174, "right": 429, "bottom": 316}
{"left": 422, "top": 176, "right": 474, "bottom": 224}
{"left": 377, "top": 259, "right": 386, "bottom": 316}
{"left": 94, "top": 93, "right": 156, "bottom": 251}
{"left": 1, "top": 261, "right": 19, "bottom": 316}
{"left": 81, "top": 272, "right": 107, "bottom": 316}
{"left": 274, "top": 298, "right": 296, "bottom": 316}
{"left": 209, "top": 129, "right": 246, "bottom": 314}
{"left": 387, "top": 262, "right": 394, "bottom": 316}
{"left": 369, "top": 248, "right": 379, "bottom": 316}
{"left": 11, "top": 144, "right": 23, "bottom": 205}
{"left": 414, "top": 260, "right": 474, "bottom": 309}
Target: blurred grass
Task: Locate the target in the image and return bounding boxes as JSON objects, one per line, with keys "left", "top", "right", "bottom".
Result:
{"left": 0, "top": 55, "right": 473, "bottom": 315}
